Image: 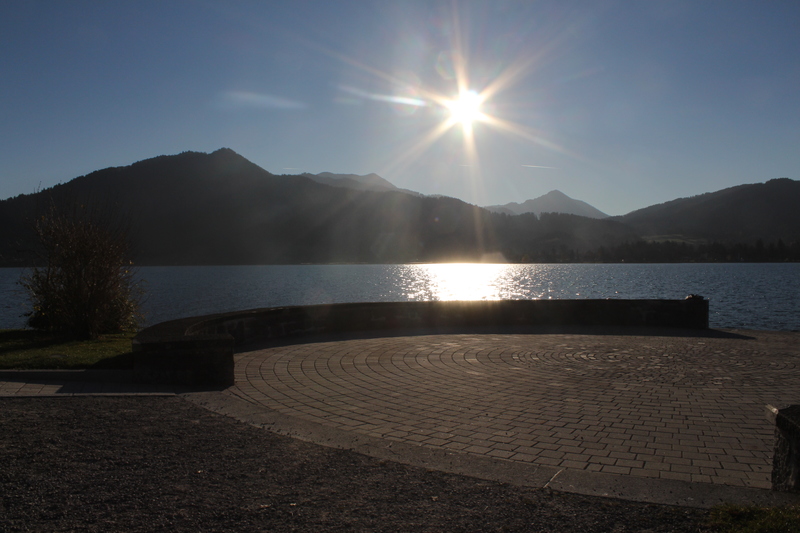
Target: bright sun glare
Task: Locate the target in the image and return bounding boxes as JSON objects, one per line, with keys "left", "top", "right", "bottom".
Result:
{"left": 446, "top": 90, "right": 483, "bottom": 128}
{"left": 308, "top": 4, "right": 573, "bottom": 202}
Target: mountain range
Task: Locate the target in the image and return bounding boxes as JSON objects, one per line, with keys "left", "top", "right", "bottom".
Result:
{"left": 1, "top": 148, "right": 797, "bottom": 266}
{"left": 484, "top": 190, "right": 609, "bottom": 219}
{"left": 301, "top": 172, "right": 610, "bottom": 219}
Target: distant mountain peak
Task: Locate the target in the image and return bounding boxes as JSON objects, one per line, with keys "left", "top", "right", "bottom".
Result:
{"left": 212, "top": 147, "right": 237, "bottom": 155}
{"left": 484, "top": 190, "right": 608, "bottom": 219}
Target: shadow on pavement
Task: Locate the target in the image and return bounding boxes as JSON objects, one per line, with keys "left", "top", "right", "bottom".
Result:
{"left": 237, "top": 325, "right": 756, "bottom": 352}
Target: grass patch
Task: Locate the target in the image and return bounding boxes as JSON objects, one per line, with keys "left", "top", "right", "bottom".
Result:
{"left": 0, "top": 329, "right": 135, "bottom": 370}
{"left": 707, "top": 504, "right": 800, "bottom": 533}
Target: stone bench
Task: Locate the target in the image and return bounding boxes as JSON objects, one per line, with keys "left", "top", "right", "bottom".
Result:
{"left": 132, "top": 297, "right": 709, "bottom": 387}
{"left": 766, "top": 404, "right": 800, "bottom": 492}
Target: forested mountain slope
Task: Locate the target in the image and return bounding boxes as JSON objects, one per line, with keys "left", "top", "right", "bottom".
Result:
{"left": 616, "top": 178, "right": 800, "bottom": 243}
{"left": 0, "top": 149, "right": 635, "bottom": 266}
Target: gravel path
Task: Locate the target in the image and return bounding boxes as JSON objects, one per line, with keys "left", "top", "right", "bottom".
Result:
{"left": 0, "top": 396, "right": 710, "bottom": 532}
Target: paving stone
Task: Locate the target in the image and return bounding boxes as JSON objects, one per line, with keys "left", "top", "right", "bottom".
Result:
{"left": 5, "top": 329, "right": 800, "bottom": 491}
{"left": 230, "top": 330, "right": 800, "bottom": 489}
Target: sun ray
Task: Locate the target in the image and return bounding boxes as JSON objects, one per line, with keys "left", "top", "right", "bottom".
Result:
{"left": 287, "top": 4, "right": 582, "bottom": 196}
{"left": 480, "top": 115, "right": 580, "bottom": 159}
{"left": 379, "top": 119, "right": 456, "bottom": 179}
{"left": 459, "top": 110, "right": 489, "bottom": 255}
{"left": 447, "top": 1, "right": 471, "bottom": 97}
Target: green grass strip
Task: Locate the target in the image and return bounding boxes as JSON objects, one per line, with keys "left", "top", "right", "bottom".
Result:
{"left": 0, "top": 329, "right": 135, "bottom": 370}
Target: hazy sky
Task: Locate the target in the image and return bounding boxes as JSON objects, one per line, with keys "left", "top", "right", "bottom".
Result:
{"left": 1, "top": 1, "right": 798, "bottom": 215}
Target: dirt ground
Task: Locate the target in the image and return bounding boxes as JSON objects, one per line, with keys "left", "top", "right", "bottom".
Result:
{"left": 0, "top": 396, "right": 710, "bottom": 532}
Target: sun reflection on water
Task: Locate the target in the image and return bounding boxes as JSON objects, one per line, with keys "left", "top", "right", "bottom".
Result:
{"left": 429, "top": 263, "right": 507, "bottom": 300}
{"left": 394, "top": 263, "right": 572, "bottom": 302}
{"left": 398, "top": 263, "right": 508, "bottom": 301}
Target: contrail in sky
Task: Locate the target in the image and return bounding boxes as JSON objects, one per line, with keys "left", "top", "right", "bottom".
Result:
{"left": 222, "top": 91, "right": 307, "bottom": 110}
{"left": 522, "top": 164, "right": 559, "bottom": 169}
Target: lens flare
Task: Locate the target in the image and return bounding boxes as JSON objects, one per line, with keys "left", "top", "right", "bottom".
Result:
{"left": 286, "top": 3, "right": 583, "bottom": 259}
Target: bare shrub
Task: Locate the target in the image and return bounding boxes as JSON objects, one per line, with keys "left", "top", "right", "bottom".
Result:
{"left": 20, "top": 202, "right": 142, "bottom": 339}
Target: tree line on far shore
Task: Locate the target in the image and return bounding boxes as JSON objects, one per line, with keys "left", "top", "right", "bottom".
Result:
{"left": 514, "top": 238, "right": 800, "bottom": 264}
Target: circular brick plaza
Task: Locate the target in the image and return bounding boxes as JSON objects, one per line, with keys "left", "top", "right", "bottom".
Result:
{"left": 232, "top": 329, "right": 800, "bottom": 490}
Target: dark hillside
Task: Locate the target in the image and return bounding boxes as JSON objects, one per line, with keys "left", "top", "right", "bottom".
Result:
{"left": 0, "top": 149, "right": 642, "bottom": 266}
{"left": 617, "top": 178, "right": 800, "bottom": 243}
{"left": 493, "top": 212, "right": 637, "bottom": 262}
{"left": 0, "top": 150, "right": 497, "bottom": 265}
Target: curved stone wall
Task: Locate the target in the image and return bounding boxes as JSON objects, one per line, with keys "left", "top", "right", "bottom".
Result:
{"left": 132, "top": 298, "right": 708, "bottom": 387}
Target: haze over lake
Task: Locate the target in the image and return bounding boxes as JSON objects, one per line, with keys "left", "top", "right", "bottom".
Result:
{"left": 2, "top": 263, "right": 798, "bottom": 332}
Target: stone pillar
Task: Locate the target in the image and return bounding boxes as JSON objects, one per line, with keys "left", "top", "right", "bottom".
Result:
{"left": 767, "top": 404, "right": 800, "bottom": 492}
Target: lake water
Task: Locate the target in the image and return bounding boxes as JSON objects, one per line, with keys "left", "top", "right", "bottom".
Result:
{"left": 1, "top": 263, "right": 798, "bottom": 331}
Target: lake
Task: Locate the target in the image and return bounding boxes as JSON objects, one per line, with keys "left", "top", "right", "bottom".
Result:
{"left": 1, "top": 263, "right": 798, "bottom": 331}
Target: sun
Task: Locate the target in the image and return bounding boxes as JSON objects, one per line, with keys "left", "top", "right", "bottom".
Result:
{"left": 445, "top": 90, "right": 483, "bottom": 128}
{"left": 308, "top": 4, "right": 575, "bottom": 174}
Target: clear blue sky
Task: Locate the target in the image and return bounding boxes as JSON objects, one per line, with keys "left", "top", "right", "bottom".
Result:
{"left": 1, "top": 0, "right": 798, "bottom": 215}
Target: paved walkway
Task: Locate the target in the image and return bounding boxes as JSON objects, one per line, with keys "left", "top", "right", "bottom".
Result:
{"left": 0, "top": 369, "right": 186, "bottom": 396}
{"left": 229, "top": 329, "right": 800, "bottom": 491}
{"left": 3, "top": 328, "right": 800, "bottom": 506}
